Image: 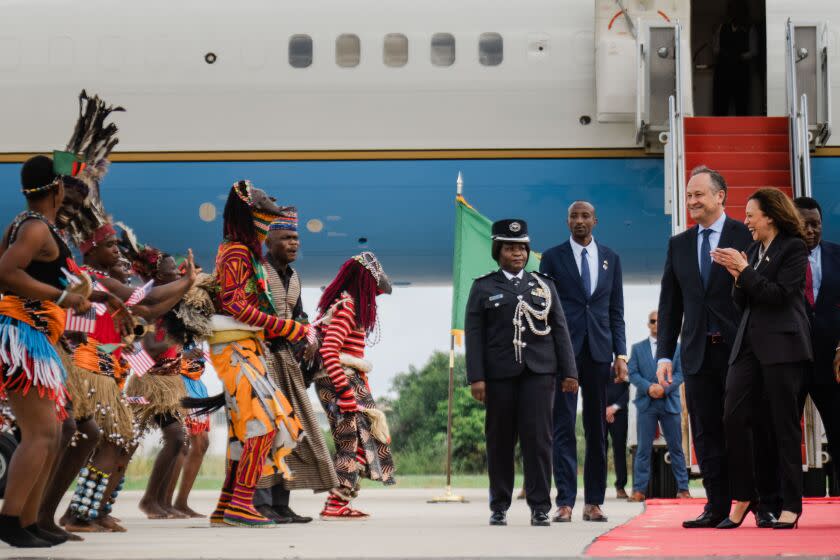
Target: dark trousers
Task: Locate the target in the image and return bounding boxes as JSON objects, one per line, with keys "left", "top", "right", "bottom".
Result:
{"left": 253, "top": 485, "right": 290, "bottom": 508}
{"left": 606, "top": 409, "right": 628, "bottom": 489}
{"left": 724, "top": 342, "right": 805, "bottom": 514}
{"left": 800, "top": 371, "right": 840, "bottom": 482}
{"left": 553, "top": 339, "right": 610, "bottom": 507}
{"left": 485, "top": 371, "right": 555, "bottom": 514}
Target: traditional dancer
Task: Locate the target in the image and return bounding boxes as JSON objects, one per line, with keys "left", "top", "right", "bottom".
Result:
{"left": 254, "top": 211, "right": 339, "bottom": 524}
{"left": 125, "top": 249, "right": 190, "bottom": 519}
{"left": 185, "top": 180, "right": 307, "bottom": 528}
{"left": 315, "top": 251, "right": 395, "bottom": 520}
{"left": 0, "top": 155, "right": 92, "bottom": 548}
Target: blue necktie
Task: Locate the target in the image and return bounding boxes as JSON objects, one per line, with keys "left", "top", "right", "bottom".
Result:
{"left": 700, "top": 229, "right": 712, "bottom": 289}
{"left": 580, "top": 247, "right": 591, "bottom": 298}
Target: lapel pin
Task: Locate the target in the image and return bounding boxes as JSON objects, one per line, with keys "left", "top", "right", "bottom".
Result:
{"left": 602, "top": 260, "right": 608, "bottom": 270}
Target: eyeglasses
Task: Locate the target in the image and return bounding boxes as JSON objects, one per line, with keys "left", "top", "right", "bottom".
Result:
{"left": 649, "top": 319, "right": 657, "bottom": 324}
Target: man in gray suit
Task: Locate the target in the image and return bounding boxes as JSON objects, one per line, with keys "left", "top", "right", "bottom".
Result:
{"left": 627, "top": 311, "right": 691, "bottom": 502}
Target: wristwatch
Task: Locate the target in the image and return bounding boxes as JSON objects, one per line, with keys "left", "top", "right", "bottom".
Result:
{"left": 616, "top": 354, "right": 628, "bottom": 362}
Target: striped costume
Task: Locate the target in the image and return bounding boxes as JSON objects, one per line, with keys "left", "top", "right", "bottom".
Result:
{"left": 317, "top": 293, "right": 395, "bottom": 501}
{"left": 209, "top": 241, "right": 305, "bottom": 527}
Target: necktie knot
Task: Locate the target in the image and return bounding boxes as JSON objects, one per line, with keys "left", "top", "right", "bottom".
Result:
{"left": 701, "top": 229, "right": 713, "bottom": 240}
{"left": 581, "top": 247, "right": 588, "bottom": 256}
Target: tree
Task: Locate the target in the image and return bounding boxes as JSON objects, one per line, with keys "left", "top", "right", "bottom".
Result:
{"left": 435, "top": 386, "right": 486, "bottom": 472}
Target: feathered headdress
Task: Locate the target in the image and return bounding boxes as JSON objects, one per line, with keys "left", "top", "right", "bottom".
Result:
{"left": 56, "top": 90, "right": 125, "bottom": 253}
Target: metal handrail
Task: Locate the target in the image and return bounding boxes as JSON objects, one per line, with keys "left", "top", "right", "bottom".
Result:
{"left": 800, "top": 94, "right": 813, "bottom": 197}
{"left": 668, "top": 22, "right": 687, "bottom": 235}
{"left": 785, "top": 19, "right": 802, "bottom": 198}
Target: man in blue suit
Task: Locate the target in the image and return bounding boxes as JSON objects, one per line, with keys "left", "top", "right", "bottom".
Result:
{"left": 627, "top": 310, "right": 691, "bottom": 501}
{"left": 540, "top": 201, "right": 627, "bottom": 523}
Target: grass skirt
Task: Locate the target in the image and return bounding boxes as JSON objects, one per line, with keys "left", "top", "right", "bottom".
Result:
{"left": 125, "top": 373, "right": 186, "bottom": 431}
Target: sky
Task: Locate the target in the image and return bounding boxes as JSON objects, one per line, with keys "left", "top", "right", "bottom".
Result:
{"left": 200, "top": 283, "right": 663, "bottom": 401}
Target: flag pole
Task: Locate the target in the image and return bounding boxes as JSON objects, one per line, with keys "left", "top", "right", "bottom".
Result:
{"left": 429, "top": 172, "right": 467, "bottom": 504}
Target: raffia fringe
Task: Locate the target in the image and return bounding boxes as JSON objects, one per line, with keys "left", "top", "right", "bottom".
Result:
{"left": 125, "top": 373, "right": 186, "bottom": 430}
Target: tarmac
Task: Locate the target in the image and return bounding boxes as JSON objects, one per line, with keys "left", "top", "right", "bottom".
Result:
{"left": 0, "top": 488, "right": 647, "bottom": 559}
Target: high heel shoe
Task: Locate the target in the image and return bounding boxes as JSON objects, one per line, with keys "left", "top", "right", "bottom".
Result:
{"left": 716, "top": 502, "right": 755, "bottom": 529}
{"left": 772, "top": 511, "right": 801, "bottom": 529}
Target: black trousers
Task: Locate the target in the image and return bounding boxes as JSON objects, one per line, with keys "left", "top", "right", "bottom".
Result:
{"left": 606, "top": 409, "right": 628, "bottom": 490}
{"left": 253, "top": 485, "right": 290, "bottom": 508}
{"left": 724, "top": 342, "right": 805, "bottom": 514}
{"left": 800, "top": 370, "right": 840, "bottom": 482}
{"left": 486, "top": 371, "right": 555, "bottom": 514}
{"left": 553, "top": 339, "right": 610, "bottom": 507}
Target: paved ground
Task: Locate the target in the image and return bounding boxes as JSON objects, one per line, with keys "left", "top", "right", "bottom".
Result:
{"left": 0, "top": 489, "right": 648, "bottom": 559}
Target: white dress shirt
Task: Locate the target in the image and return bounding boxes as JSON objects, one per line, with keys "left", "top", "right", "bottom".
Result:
{"left": 502, "top": 269, "right": 525, "bottom": 282}
{"left": 649, "top": 336, "right": 658, "bottom": 359}
{"left": 809, "top": 244, "right": 822, "bottom": 301}
{"left": 569, "top": 236, "right": 598, "bottom": 295}
{"left": 697, "top": 212, "right": 728, "bottom": 270}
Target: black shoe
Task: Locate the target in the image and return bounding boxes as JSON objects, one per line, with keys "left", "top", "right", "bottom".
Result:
{"left": 0, "top": 514, "right": 53, "bottom": 548}
{"left": 255, "top": 504, "right": 292, "bottom": 524}
{"left": 530, "top": 511, "right": 550, "bottom": 526}
{"left": 274, "top": 505, "right": 313, "bottom": 524}
{"left": 24, "top": 524, "right": 68, "bottom": 545}
{"left": 755, "top": 510, "right": 777, "bottom": 528}
{"left": 489, "top": 511, "right": 507, "bottom": 526}
{"left": 772, "top": 512, "right": 801, "bottom": 530}
{"left": 682, "top": 511, "right": 726, "bottom": 529}
{"left": 716, "top": 502, "right": 755, "bottom": 529}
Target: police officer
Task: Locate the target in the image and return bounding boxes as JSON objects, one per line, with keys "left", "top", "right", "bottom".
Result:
{"left": 465, "top": 219, "right": 578, "bottom": 527}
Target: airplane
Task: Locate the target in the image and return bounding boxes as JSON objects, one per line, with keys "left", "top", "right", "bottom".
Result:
{"left": 0, "top": 0, "right": 838, "bottom": 288}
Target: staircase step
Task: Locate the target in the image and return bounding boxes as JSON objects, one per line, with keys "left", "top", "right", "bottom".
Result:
{"left": 684, "top": 134, "right": 789, "bottom": 153}
{"left": 725, "top": 186, "right": 795, "bottom": 205}
{"left": 703, "top": 169, "right": 791, "bottom": 187}
{"left": 684, "top": 116, "right": 789, "bottom": 135}
{"left": 685, "top": 152, "right": 790, "bottom": 171}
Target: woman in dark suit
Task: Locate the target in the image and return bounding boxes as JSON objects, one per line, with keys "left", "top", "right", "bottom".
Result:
{"left": 711, "top": 188, "right": 812, "bottom": 530}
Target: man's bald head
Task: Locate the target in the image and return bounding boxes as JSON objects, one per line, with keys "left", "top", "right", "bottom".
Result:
{"left": 568, "top": 200, "right": 596, "bottom": 218}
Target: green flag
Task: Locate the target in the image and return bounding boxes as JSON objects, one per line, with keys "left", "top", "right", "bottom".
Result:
{"left": 450, "top": 195, "right": 539, "bottom": 345}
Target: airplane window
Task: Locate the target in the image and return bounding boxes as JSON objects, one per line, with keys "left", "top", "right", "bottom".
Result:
{"left": 383, "top": 33, "right": 408, "bottom": 67}
{"left": 336, "top": 34, "right": 360, "bottom": 68}
{"left": 431, "top": 33, "right": 455, "bottom": 67}
{"left": 479, "top": 32, "right": 503, "bottom": 66}
{"left": 289, "top": 34, "right": 313, "bottom": 68}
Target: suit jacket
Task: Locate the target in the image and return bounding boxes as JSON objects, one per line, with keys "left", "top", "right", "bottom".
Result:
{"left": 657, "top": 216, "right": 753, "bottom": 374}
{"left": 539, "top": 241, "right": 626, "bottom": 362}
{"left": 730, "top": 232, "right": 813, "bottom": 365}
{"left": 628, "top": 339, "right": 683, "bottom": 414}
{"left": 465, "top": 269, "right": 578, "bottom": 383}
{"left": 606, "top": 374, "right": 629, "bottom": 410}
{"left": 808, "top": 240, "right": 840, "bottom": 384}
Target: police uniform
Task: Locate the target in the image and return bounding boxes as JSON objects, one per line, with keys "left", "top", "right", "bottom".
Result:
{"left": 465, "top": 219, "right": 578, "bottom": 525}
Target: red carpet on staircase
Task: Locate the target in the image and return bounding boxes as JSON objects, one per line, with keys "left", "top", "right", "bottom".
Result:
{"left": 683, "top": 116, "right": 792, "bottom": 226}
{"left": 586, "top": 498, "right": 840, "bottom": 557}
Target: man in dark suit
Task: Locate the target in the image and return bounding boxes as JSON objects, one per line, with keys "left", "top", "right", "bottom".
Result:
{"left": 540, "top": 201, "right": 627, "bottom": 523}
{"left": 627, "top": 310, "right": 691, "bottom": 502}
{"left": 465, "top": 219, "right": 578, "bottom": 527}
{"left": 656, "top": 166, "right": 778, "bottom": 528}
{"left": 794, "top": 197, "right": 840, "bottom": 482}
{"left": 606, "top": 358, "right": 630, "bottom": 500}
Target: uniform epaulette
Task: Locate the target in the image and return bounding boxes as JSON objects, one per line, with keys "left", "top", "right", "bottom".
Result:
{"left": 475, "top": 270, "right": 496, "bottom": 280}
{"left": 531, "top": 270, "right": 555, "bottom": 281}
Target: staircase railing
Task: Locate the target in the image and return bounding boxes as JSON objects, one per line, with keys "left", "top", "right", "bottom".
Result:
{"left": 665, "top": 22, "right": 686, "bottom": 235}
{"left": 786, "top": 19, "right": 814, "bottom": 198}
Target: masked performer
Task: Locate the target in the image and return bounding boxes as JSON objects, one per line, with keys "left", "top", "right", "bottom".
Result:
{"left": 0, "top": 155, "right": 92, "bottom": 548}
{"left": 185, "top": 180, "right": 307, "bottom": 528}
{"left": 315, "top": 252, "right": 394, "bottom": 520}
{"left": 253, "top": 211, "right": 339, "bottom": 524}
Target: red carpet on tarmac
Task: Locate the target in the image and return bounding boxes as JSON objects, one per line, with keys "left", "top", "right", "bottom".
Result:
{"left": 586, "top": 498, "right": 840, "bottom": 557}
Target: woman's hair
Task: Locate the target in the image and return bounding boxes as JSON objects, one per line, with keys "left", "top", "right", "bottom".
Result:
{"left": 317, "top": 259, "right": 379, "bottom": 333}
{"left": 748, "top": 188, "right": 805, "bottom": 239}
{"left": 491, "top": 240, "right": 530, "bottom": 263}
{"left": 223, "top": 181, "right": 262, "bottom": 259}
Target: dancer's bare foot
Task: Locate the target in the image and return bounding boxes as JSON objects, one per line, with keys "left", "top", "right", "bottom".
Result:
{"left": 163, "top": 505, "right": 189, "bottom": 519}
{"left": 96, "top": 515, "right": 127, "bottom": 533}
{"left": 64, "top": 519, "right": 110, "bottom": 533}
{"left": 138, "top": 498, "right": 170, "bottom": 519}
{"left": 173, "top": 504, "right": 206, "bottom": 518}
